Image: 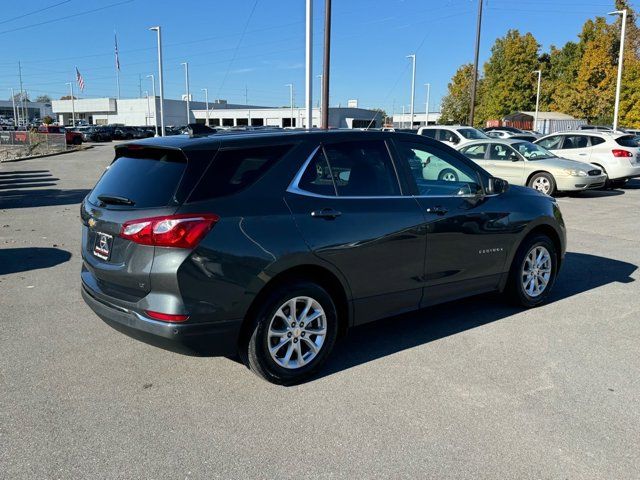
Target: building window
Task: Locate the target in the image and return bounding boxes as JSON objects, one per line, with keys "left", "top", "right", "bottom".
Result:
{"left": 195, "top": 119, "right": 205, "bottom": 124}
{"left": 222, "top": 118, "right": 234, "bottom": 127}
{"left": 251, "top": 118, "right": 264, "bottom": 126}
{"left": 282, "top": 118, "right": 296, "bottom": 128}
{"left": 352, "top": 119, "right": 376, "bottom": 128}
{"left": 212, "top": 118, "right": 220, "bottom": 127}
{"left": 236, "top": 118, "right": 248, "bottom": 126}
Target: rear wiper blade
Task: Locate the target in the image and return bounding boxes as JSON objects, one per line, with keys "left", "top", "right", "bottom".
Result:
{"left": 97, "top": 194, "right": 135, "bottom": 206}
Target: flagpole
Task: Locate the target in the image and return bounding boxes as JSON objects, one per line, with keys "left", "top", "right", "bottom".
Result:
{"left": 116, "top": 69, "right": 121, "bottom": 100}
{"left": 115, "top": 32, "right": 121, "bottom": 100}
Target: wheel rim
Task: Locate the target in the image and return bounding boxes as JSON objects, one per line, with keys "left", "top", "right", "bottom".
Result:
{"left": 521, "top": 246, "right": 552, "bottom": 298}
{"left": 532, "top": 176, "right": 551, "bottom": 194}
{"left": 267, "top": 296, "right": 327, "bottom": 369}
{"left": 442, "top": 171, "right": 457, "bottom": 182}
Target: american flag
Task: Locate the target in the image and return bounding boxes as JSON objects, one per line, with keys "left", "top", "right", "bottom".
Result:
{"left": 76, "top": 67, "right": 85, "bottom": 92}
{"left": 115, "top": 33, "right": 120, "bottom": 71}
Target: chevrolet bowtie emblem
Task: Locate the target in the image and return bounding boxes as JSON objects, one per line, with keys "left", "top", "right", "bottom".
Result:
{"left": 88, "top": 218, "right": 97, "bottom": 228}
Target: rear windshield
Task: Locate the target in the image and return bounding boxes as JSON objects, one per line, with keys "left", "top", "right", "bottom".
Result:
{"left": 88, "top": 148, "right": 187, "bottom": 208}
{"left": 615, "top": 135, "right": 639, "bottom": 147}
{"left": 187, "top": 144, "right": 292, "bottom": 202}
{"left": 458, "top": 128, "right": 488, "bottom": 140}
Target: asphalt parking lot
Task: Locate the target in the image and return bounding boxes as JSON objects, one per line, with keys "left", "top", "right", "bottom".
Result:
{"left": 1, "top": 145, "right": 639, "bottom": 479}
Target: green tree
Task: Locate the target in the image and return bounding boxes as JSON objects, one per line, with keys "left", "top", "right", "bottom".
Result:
{"left": 439, "top": 63, "right": 474, "bottom": 124}
{"left": 35, "top": 95, "right": 51, "bottom": 103}
{"left": 476, "top": 30, "right": 541, "bottom": 124}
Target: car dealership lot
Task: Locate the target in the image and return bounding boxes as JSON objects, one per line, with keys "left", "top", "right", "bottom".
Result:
{"left": 1, "top": 145, "right": 639, "bottom": 478}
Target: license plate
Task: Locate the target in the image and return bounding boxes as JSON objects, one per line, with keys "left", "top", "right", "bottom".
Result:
{"left": 93, "top": 232, "right": 113, "bottom": 260}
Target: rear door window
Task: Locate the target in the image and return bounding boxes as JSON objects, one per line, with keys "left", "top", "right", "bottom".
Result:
{"left": 537, "top": 135, "right": 562, "bottom": 150}
{"left": 188, "top": 144, "right": 292, "bottom": 202}
{"left": 297, "top": 148, "right": 337, "bottom": 196}
{"left": 460, "top": 143, "right": 488, "bottom": 160}
{"left": 420, "top": 129, "right": 437, "bottom": 139}
{"left": 589, "top": 136, "right": 606, "bottom": 146}
{"left": 88, "top": 148, "right": 187, "bottom": 208}
{"left": 561, "top": 135, "right": 589, "bottom": 149}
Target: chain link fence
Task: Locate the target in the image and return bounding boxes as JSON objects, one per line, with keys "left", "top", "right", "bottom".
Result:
{"left": 0, "top": 131, "right": 67, "bottom": 162}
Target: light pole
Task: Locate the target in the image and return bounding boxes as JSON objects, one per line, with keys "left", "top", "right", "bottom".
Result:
{"left": 285, "top": 83, "right": 294, "bottom": 127}
{"left": 424, "top": 83, "right": 431, "bottom": 126}
{"left": 145, "top": 91, "right": 150, "bottom": 126}
{"left": 609, "top": 9, "right": 627, "bottom": 132}
{"left": 149, "top": 26, "right": 165, "bottom": 136}
{"left": 317, "top": 74, "right": 323, "bottom": 122}
{"left": 202, "top": 88, "right": 209, "bottom": 126}
{"left": 305, "top": 0, "right": 313, "bottom": 129}
{"left": 65, "top": 82, "right": 75, "bottom": 127}
{"left": 533, "top": 70, "right": 542, "bottom": 132}
{"left": 321, "top": 0, "right": 331, "bottom": 129}
{"left": 181, "top": 61, "right": 190, "bottom": 123}
{"left": 407, "top": 54, "right": 416, "bottom": 129}
{"left": 146, "top": 74, "right": 158, "bottom": 136}
{"left": 402, "top": 105, "right": 406, "bottom": 129}
{"left": 10, "top": 88, "right": 17, "bottom": 127}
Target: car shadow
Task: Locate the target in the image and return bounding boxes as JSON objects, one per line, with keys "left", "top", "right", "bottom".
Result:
{"left": 0, "top": 169, "right": 89, "bottom": 209}
{"left": 312, "top": 251, "right": 636, "bottom": 381}
{"left": 573, "top": 189, "right": 625, "bottom": 198}
{"left": 0, "top": 247, "right": 72, "bottom": 275}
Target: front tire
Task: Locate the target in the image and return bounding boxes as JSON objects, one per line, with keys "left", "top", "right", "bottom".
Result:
{"left": 507, "top": 234, "right": 558, "bottom": 308}
{"left": 528, "top": 172, "right": 556, "bottom": 196}
{"left": 438, "top": 168, "right": 459, "bottom": 182}
{"left": 244, "top": 281, "right": 338, "bottom": 385}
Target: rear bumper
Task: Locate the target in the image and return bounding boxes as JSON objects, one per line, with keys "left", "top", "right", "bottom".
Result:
{"left": 81, "top": 283, "right": 241, "bottom": 356}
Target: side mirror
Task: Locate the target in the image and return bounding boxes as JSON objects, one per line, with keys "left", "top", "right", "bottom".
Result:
{"left": 487, "top": 177, "right": 509, "bottom": 195}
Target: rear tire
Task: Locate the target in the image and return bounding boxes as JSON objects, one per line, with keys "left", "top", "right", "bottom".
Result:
{"left": 506, "top": 234, "right": 558, "bottom": 308}
{"left": 528, "top": 172, "right": 556, "bottom": 196}
{"left": 243, "top": 281, "right": 338, "bottom": 385}
{"left": 609, "top": 178, "right": 628, "bottom": 189}
{"left": 438, "top": 168, "right": 459, "bottom": 182}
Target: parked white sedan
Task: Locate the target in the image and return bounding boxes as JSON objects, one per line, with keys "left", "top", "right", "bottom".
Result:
{"left": 458, "top": 139, "right": 607, "bottom": 196}
{"left": 534, "top": 131, "right": 640, "bottom": 188}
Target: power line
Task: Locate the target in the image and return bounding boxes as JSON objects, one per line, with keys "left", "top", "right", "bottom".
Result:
{"left": 0, "top": 0, "right": 72, "bottom": 26}
{"left": 0, "top": 0, "right": 134, "bottom": 36}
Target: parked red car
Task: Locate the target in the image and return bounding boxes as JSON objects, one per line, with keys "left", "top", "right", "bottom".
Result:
{"left": 37, "top": 125, "right": 83, "bottom": 145}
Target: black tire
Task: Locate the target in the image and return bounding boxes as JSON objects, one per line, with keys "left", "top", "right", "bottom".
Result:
{"left": 527, "top": 172, "right": 556, "bottom": 196}
{"left": 438, "top": 168, "right": 459, "bottom": 182}
{"left": 609, "top": 178, "right": 628, "bottom": 189}
{"left": 72, "top": 137, "right": 82, "bottom": 145}
{"left": 243, "top": 281, "right": 338, "bottom": 385}
{"left": 506, "top": 234, "right": 558, "bottom": 308}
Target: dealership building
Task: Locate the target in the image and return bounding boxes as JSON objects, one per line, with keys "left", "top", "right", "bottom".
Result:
{"left": 0, "top": 100, "right": 53, "bottom": 123}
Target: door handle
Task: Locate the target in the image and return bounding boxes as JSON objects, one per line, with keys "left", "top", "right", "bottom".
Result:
{"left": 311, "top": 208, "right": 342, "bottom": 219}
{"left": 578, "top": 153, "right": 588, "bottom": 156}
{"left": 426, "top": 205, "right": 448, "bottom": 216}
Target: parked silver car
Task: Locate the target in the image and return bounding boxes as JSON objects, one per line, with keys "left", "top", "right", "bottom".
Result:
{"left": 458, "top": 139, "right": 606, "bottom": 196}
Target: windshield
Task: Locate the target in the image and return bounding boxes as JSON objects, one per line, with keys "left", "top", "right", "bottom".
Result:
{"left": 458, "top": 128, "right": 488, "bottom": 140}
{"left": 512, "top": 142, "right": 555, "bottom": 160}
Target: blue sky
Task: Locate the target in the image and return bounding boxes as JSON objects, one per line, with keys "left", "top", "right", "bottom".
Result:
{"left": 0, "top": 0, "right": 636, "bottom": 114}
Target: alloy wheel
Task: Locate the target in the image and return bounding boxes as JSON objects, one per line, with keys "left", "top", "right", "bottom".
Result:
{"left": 532, "top": 176, "right": 551, "bottom": 194}
{"left": 267, "top": 296, "right": 327, "bottom": 369}
{"left": 521, "top": 246, "right": 552, "bottom": 298}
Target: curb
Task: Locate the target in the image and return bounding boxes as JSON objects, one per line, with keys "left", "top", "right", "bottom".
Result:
{"left": 0, "top": 145, "right": 95, "bottom": 163}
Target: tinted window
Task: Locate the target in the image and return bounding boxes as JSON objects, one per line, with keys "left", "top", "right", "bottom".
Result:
{"left": 396, "top": 142, "right": 482, "bottom": 196}
{"left": 537, "top": 135, "right": 562, "bottom": 150}
{"left": 460, "top": 143, "right": 488, "bottom": 160}
{"left": 562, "top": 135, "right": 589, "bottom": 149}
{"left": 420, "top": 129, "right": 437, "bottom": 139}
{"left": 88, "top": 149, "right": 187, "bottom": 208}
{"left": 488, "top": 144, "right": 519, "bottom": 161}
{"left": 298, "top": 148, "right": 336, "bottom": 196}
{"left": 589, "top": 136, "right": 606, "bottom": 146}
{"left": 439, "top": 130, "right": 459, "bottom": 144}
{"left": 615, "top": 135, "right": 639, "bottom": 147}
{"left": 458, "top": 128, "right": 488, "bottom": 140}
{"left": 188, "top": 144, "right": 292, "bottom": 202}
{"left": 323, "top": 141, "right": 400, "bottom": 196}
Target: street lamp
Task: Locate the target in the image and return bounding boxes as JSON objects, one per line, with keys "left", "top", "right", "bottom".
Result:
{"left": 149, "top": 26, "right": 165, "bottom": 136}
{"left": 181, "top": 61, "right": 190, "bottom": 123}
{"left": 608, "top": 9, "right": 627, "bottom": 132}
{"left": 424, "top": 83, "right": 431, "bottom": 126}
{"left": 144, "top": 90, "right": 150, "bottom": 126}
{"left": 533, "top": 70, "right": 542, "bottom": 132}
{"left": 202, "top": 88, "right": 209, "bottom": 126}
{"left": 407, "top": 54, "right": 416, "bottom": 129}
{"left": 146, "top": 74, "right": 158, "bottom": 137}
{"left": 285, "top": 83, "right": 294, "bottom": 128}
{"left": 65, "top": 82, "right": 75, "bottom": 127}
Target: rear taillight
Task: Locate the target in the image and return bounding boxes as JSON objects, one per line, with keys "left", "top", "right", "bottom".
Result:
{"left": 144, "top": 310, "right": 189, "bottom": 322}
{"left": 612, "top": 149, "right": 633, "bottom": 158}
{"left": 120, "top": 213, "right": 219, "bottom": 248}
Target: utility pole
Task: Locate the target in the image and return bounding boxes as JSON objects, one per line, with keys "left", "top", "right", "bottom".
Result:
{"left": 424, "top": 83, "right": 431, "bottom": 126}
{"left": 10, "top": 88, "right": 17, "bottom": 127}
{"left": 18, "top": 61, "right": 26, "bottom": 125}
{"left": 469, "top": 0, "right": 483, "bottom": 126}
{"left": 305, "top": 0, "right": 313, "bottom": 129}
{"left": 609, "top": 9, "right": 627, "bottom": 131}
{"left": 321, "top": 0, "right": 331, "bottom": 129}
{"left": 245, "top": 85, "right": 248, "bottom": 105}
{"left": 285, "top": 84, "right": 294, "bottom": 127}
{"left": 202, "top": 88, "right": 209, "bottom": 126}
{"left": 145, "top": 91, "right": 150, "bottom": 126}
{"left": 181, "top": 62, "right": 190, "bottom": 123}
{"left": 407, "top": 54, "right": 416, "bottom": 129}
{"left": 402, "top": 105, "right": 406, "bottom": 129}
{"left": 533, "top": 70, "right": 542, "bottom": 131}
{"left": 138, "top": 74, "right": 142, "bottom": 98}
{"left": 150, "top": 26, "right": 165, "bottom": 136}
{"left": 66, "top": 82, "right": 76, "bottom": 127}
{"left": 146, "top": 74, "right": 158, "bottom": 136}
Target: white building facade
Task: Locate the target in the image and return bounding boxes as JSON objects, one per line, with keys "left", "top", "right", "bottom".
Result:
{"left": 391, "top": 111, "right": 442, "bottom": 129}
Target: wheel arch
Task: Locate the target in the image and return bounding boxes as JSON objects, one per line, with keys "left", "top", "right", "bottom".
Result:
{"left": 525, "top": 169, "right": 554, "bottom": 187}
{"left": 237, "top": 263, "right": 352, "bottom": 350}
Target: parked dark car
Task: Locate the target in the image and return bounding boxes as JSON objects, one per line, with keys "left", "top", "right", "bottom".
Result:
{"left": 80, "top": 130, "right": 566, "bottom": 384}
{"left": 73, "top": 126, "right": 112, "bottom": 142}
